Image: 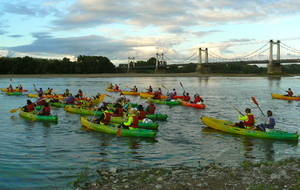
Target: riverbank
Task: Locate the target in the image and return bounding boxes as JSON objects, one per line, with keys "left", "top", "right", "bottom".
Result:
{"left": 74, "top": 157, "right": 300, "bottom": 190}
{"left": 0, "top": 73, "right": 296, "bottom": 78}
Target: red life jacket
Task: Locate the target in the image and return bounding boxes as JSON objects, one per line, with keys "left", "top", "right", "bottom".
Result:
{"left": 183, "top": 96, "right": 190, "bottom": 102}
{"left": 27, "top": 103, "right": 35, "bottom": 112}
{"left": 194, "top": 96, "right": 201, "bottom": 103}
{"left": 130, "top": 115, "right": 139, "bottom": 128}
{"left": 244, "top": 114, "right": 254, "bottom": 127}
{"left": 138, "top": 110, "right": 146, "bottom": 120}
{"left": 42, "top": 107, "right": 51, "bottom": 116}
{"left": 114, "top": 108, "right": 123, "bottom": 117}
{"left": 147, "top": 104, "right": 156, "bottom": 114}
{"left": 102, "top": 112, "right": 111, "bottom": 124}
{"left": 67, "top": 97, "right": 75, "bottom": 104}
{"left": 36, "top": 98, "right": 45, "bottom": 106}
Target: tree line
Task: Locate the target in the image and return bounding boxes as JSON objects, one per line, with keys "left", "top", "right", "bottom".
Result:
{"left": 1, "top": 55, "right": 300, "bottom": 74}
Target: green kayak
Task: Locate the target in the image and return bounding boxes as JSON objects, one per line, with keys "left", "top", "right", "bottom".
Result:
{"left": 81, "top": 117, "right": 156, "bottom": 138}
{"left": 201, "top": 116, "right": 299, "bottom": 141}
{"left": 6, "top": 91, "right": 22, "bottom": 95}
{"left": 146, "top": 113, "right": 168, "bottom": 121}
{"left": 150, "top": 99, "right": 180, "bottom": 105}
{"left": 65, "top": 106, "right": 103, "bottom": 115}
{"left": 110, "top": 117, "right": 159, "bottom": 130}
{"left": 19, "top": 108, "right": 58, "bottom": 122}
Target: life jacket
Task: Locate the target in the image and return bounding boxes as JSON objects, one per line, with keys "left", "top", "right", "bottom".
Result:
{"left": 102, "top": 111, "right": 111, "bottom": 124}
{"left": 138, "top": 110, "right": 147, "bottom": 120}
{"left": 36, "top": 98, "right": 45, "bottom": 106}
{"left": 27, "top": 103, "right": 35, "bottom": 112}
{"left": 288, "top": 90, "right": 293, "bottom": 96}
{"left": 194, "top": 96, "right": 201, "bottom": 103}
{"left": 147, "top": 104, "right": 156, "bottom": 114}
{"left": 243, "top": 114, "right": 254, "bottom": 127}
{"left": 114, "top": 107, "right": 123, "bottom": 117}
{"left": 67, "top": 96, "right": 75, "bottom": 104}
{"left": 43, "top": 107, "right": 51, "bottom": 116}
{"left": 129, "top": 115, "right": 139, "bottom": 128}
{"left": 173, "top": 91, "right": 177, "bottom": 96}
{"left": 183, "top": 96, "right": 190, "bottom": 102}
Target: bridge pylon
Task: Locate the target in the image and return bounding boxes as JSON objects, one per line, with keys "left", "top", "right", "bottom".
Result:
{"left": 268, "top": 40, "right": 282, "bottom": 74}
{"left": 195, "top": 48, "right": 211, "bottom": 74}
{"left": 127, "top": 57, "right": 137, "bottom": 73}
{"left": 155, "top": 53, "right": 166, "bottom": 73}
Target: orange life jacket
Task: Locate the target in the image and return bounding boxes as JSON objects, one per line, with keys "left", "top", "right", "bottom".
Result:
{"left": 243, "top": 114, "right": 254, "bottom": 127}
{"left": 102, "top": 112, "right": 111, "bottom": 124}
{"left": 42, "top": 107, "right": 51, "bottom": 116}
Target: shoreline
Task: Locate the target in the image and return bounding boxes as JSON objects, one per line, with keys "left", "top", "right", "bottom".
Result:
{"left": 0, "top": 73, "right": 297, "bottom": 78}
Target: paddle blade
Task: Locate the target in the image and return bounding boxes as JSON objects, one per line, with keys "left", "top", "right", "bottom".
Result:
{"left": 180, "top": 82, "right": 183, "bottom": 87}
{"left": 99, "top": 94, "right": 106, "bottom": 102}
{"left": 251, "top": 97, "right": 258, "bottom": 106}
{"left": 32, "top": 118, "right": 37, "bottom": 122}
{"left": 10, "top": 108, "right": 19, "bottom": 113}
{"left": 117, "top": 128, "right": 122, "bottom": 137}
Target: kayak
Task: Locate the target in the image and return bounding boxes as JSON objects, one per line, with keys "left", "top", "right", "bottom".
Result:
{"left": 1, "top": 88, "right": 28, "bottom": 92}
{"left": 146, "top": 113, "right": 168, "bottom": 121}
{"left": 27, "top": 94, "right": 68, "bottom": 100}
{"left": 180, "top": 101, "right": 206, "bottom": 109}
{"left": 81, "top": 117, "right": 156, "bottom": 138}
{"left": 65, "top": 106, "right": 103, "bottom": 116}
{"left": 106, "top": 88, "right": 121, "bottom": 92}
{"left": 110, "top": 117, "right": 159, "bottom": 130}
{"left": 121, "top": 91, "right": 140, "bottom": 95}
{"left": 6, "top": 91, "right": 22, "bottom": 95}
{"left": 271, "top": 93, "right": 300, "bottom": 101}
{"left": 150, "top": 99, "right": 181, "bottom": 105}
{"left": 139, "top": 92, "right": 168, "bottom": 99}
{"left": 19, "top": 108, "right": 58, "bottom": 121}
{"left": 201, "top": 116, "right": 299, "bottom": 141}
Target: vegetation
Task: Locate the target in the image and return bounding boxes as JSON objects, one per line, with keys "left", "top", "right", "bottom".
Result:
{"left": 1, "top": 55, "right": 300, "bottom": 74}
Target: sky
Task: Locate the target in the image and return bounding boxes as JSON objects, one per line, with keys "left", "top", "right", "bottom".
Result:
{"left": 1, "top": 0, "right": 300, "bottom": 66}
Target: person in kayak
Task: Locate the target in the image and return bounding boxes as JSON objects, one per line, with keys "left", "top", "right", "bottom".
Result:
{"left": 284, "top": 88, "right": 293, "bottom": 97}
{"left": 182, "top": 92, "right": 191, "bottom": 102}
{"left": 92, "top": 106, "right": 111, "bottom": 124}
{"left": 229, "top": 108, "right": 256, "bottom": 129}
{"left": 114, "top": 84, "right": 119, "bottom": 90}
{"left": 118, "top": 109, "right": 139, "bottom": 130}
{"left": 35, "top": 94, "right": 45, "bottom": 106}
{"left": 145, "top": 100, "right": 156, "bottom": 114}
{"left": 131, "top": 86, "right": 138, "bottom": 92}
{"left": 23, "top": 99, "right": 36, "bottom": 112}
{"left": 166, "top": 89, "right": 175, "bottom": 101}
{"left": 37, "top": 102, "right": 51, "bottom": 116}
{"left": 193, "top": 93, "right": 203, "bottom": 104}
{"left": 137, "top": 105, "right": 147, "bottom": 121}
{"left": 112, "top": 103, "right": 124, "bottom": 117}
{"left": 252, "top": 110, "right": 275, "bottom": 132}
{"left": 147, "top": 86, "right": 153, "bottom": 93}
{"left": 65, "top": 93, "right": 76, "bottom": 104}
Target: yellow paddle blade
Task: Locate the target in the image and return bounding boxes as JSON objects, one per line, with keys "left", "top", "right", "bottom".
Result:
{"left": 10, "top": 108, "right": 19, "bottom": 113}
{"left": 64, "top": 105, "right": 70, "bottom": 111}
{"left": 32, "top": 118, "right": 37, "bottom": 122}
{"left": 99, "top": 94, "right": 106, "bottom": 102}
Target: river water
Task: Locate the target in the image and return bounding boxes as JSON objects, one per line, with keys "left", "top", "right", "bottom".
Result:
{"left": 0, "top": 76, "right": 299, "bottom": 189}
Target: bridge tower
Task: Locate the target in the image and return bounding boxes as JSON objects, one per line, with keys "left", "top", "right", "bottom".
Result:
{"left": 127, "top": 57, "right": 137, "bottom": 73}
{"left": 155, "top": 53, "right": 166, "bottom": 73}
{"left": 195, "top": 48, "right": 211, "bottom": 73}
{"left": 268, "top": 40, "right": 282, "bottom": 74}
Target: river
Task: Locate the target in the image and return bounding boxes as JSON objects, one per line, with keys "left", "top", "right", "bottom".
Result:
{"left": 0, "top": 76, "right": 299, "bottom": 189}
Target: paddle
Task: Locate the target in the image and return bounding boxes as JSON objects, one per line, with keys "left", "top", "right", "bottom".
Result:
{"left": 229, "top": 103, "right": 243, "bottom": 116}
{"left": 251, "top": 97, "right": 265, "bottom": 117}
{"left": 10, "top": 108, "right": 19, "bottom": 113}
{"left": 180, "top": 82, "right": 186, "bottom": 93}
{"left": 87, "top": 94, "right": 107, "bottom": 129}
{"left": 117, "top": 126, "right": 122, "bottom": 137}
{"left": 162, "top": 85, "right": 169, "bottom": 91}
{"left": 278, "top": 86, "right": 286, "bottom": 92}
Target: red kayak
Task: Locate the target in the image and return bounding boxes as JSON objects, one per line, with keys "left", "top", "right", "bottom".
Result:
{"left": 180, "top": 101, "right": 206, "bottom": 109}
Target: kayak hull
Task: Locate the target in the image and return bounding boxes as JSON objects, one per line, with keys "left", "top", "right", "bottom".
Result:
{"left": 151, "top": 99, "right": 180, "bottom": 105}
{"left": 80, "top": 117, "right": 156, "bottom": 138}
{"left": 106, "top": 88, "right": 121, "bottom": 92}
{"left": 271, "top": 93, "right": 300, "bottom": 101}
{"left": 6, "top": 92, "right": 22, "bottom": 95}
{"left": 121, "top": 91, "right": 140, "bottom": 95}
{"left": 19, "top": 109, "right": 58, "bottom": 121}
{"left": 110, "top": 117, "right": 159, "bottom": 130}
{"left": 181, "top": 101, "right": 206, "bottom": 109}
{"left": 201, "top": 116, "right": 299, "bottom": 141}
{"left": 65, "top": 106, "right": 103, "bottom": 115}
{"left": 139, "top": 92, "right": 168, "bottom": 99}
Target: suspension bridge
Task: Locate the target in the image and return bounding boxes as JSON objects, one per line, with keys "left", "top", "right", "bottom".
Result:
{"left": 123, "top": 40, "right": 300, "bottom": 74}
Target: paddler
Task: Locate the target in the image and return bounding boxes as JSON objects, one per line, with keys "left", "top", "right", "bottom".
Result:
{"left": 229, "top": 108, "right": 257, "bottom": 129}
{"left": 118, "top": 109, "right": 139, "bottom": 130}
